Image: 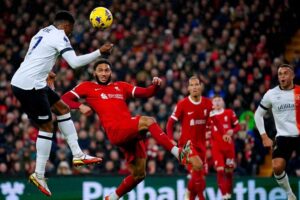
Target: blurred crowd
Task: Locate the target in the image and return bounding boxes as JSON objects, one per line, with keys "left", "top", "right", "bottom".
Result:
{"left": 0, "top": 0, "right": 300, "bottom": 178}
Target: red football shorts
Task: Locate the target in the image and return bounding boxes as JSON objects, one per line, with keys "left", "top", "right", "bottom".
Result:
{"left": 119, "top": 139, "right": 147, "bottom": 164}
{"left": 212, "top": 142, "right": 235, "bottom": 169}
{"left": 106, "top": 116, "right": 147, "bottom": 164}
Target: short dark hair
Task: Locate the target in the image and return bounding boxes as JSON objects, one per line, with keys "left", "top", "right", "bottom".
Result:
{"left": 54, "top": 11, "right": 75, "bottom": 24}
{"left": 277, "top": 63, "right": 294, "bottom": 72}
{"left": 93, "top": 59, "right": 112, "bottom": 70}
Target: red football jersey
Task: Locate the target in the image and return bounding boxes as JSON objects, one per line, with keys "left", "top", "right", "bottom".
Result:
{"left": 211, "top": 109, "right": 239, "bottom": 148}
{"left": 71, "top": 81, "right": 135, "bottom": 131}
{"left": 171, "top": 96, "right": 213, "bottom": 152}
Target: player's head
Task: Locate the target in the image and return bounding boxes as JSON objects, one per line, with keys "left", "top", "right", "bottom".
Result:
{"left": 212, "top": 95, "right": 225, "bottom": 110}
{"left": 277, "top": 64, "right": 295, "bottom": 89}
{"left": 54, "top": 11, "right": 75, "bottom": 36}
{"left": 93, "top": 59, "right": 112, "bottom": 85}
{"left": 188, "top": 76, "right": 202, "bottom": 97}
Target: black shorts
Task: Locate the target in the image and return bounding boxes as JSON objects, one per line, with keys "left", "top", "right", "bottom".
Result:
{"left": 12, "top": 86, "right": 60, "bottom": 124}
{"left": 272, "top": 136, "right": 300, "bottom": 161}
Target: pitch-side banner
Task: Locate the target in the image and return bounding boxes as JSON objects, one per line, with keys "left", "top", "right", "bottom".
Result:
{"left": 0, "top": 176, "right": 299, "bottom": 200}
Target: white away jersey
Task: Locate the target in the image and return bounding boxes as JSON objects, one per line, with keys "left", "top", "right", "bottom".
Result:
{"left": 260, "top": 85, "right": 300, "bottom": 137}
{"left": 11, "top": 25, "right": 73, "bottom": 89}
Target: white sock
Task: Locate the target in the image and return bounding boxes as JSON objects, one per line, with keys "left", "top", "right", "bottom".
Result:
{"left": 171, "top": 146, "right": 179, "bottom": 159}
{"left": 35, "top": 131, "right": 53, "bottom": 178}
{"left": 184, "top": 189, "right": 190, "bottom": 200}
{"left": 57, "top": 113, "right": 83, "bottom": 157}
{"left": 274, "top": 171, "right": 293, "bottom": 194}
{"left": 108, "top": 191, "right": 119, "bottom": 200}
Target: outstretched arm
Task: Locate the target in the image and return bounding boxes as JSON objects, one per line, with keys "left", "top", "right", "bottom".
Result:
{"left": 62, "top": 44, "right": 113, "bottom": 69}
{"left": 133, "top": 77, "right": 161, "bottom": 98}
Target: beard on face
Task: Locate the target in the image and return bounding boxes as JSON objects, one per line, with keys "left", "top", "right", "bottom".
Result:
{"left": 95, "top": 75, "right": 111, "bottom": 85}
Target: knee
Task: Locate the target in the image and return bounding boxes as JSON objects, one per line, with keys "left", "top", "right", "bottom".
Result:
{"left": 273, "top": 162, "right": 284, "bottom": 175}
{"left": 140, "top": 116, "right": 156, "bottom": 128}
{"left": 39, "top": 121, "right": 54, "bottom": 132}
{"left": 192, "top": 161, "right": 203, "bottom": 171}
{"left": 133, "top": 170, "right": 146, "bottom": 181}
{"left": 59, "top": 103, "right": 70, "bottom": 114}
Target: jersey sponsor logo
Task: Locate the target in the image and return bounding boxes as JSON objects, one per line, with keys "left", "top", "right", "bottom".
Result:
{"left": 100, "top": 93, "right": 124, "bottom": 100}
{"left": 277, "top": 103, "right": 295, "bottom": 111}
{"left": 187, "top": 111, "right": 194, "bottom": 115}
{"left": 190, "top": 119, "right": 206, "bottom": 126}
{"left": 108, "top": 94, "right": 124, "bottom": 99}
{"left": 100, "top": 93, "right": 108, "bottom": 99}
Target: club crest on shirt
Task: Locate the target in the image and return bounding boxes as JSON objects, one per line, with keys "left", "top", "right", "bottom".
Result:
{"left": 114, "top": 86, "right": 120, "bottom": 91}
{"left": 224, "top": 116, "right": 228, "bottom": 122}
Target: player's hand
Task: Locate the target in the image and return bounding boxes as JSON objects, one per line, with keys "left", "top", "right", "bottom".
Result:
{"left": 152, "top": 77, "right": 162, "bottom": 86}
{"left": 79, "top": 104, "right": 93, "bottom": 116}
{"left": 46, "top": 71, "right": 56, "bottom": 89}
{"left": 261, "top": 133, "right": 273, "bottom": 148}
{"left": 223, "top": 134, "right": 232, "bottom": 143}
{"left": 100, "top": 43, "right": 114, "bottom": 56}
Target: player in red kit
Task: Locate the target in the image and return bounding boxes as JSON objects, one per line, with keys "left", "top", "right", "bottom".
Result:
{"left": 210, "top": 96, "right": 240, "bottom": 200}
{"left": 61, "top": 59, "right": 191, "bottom": 200}
{"left": 166, "top": 76, "right": 225, "bottom": 200}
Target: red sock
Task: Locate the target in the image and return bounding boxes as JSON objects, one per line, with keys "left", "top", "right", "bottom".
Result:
{"left": 188, "top": 170, "right": 206, "bottom": 200}
{"left": 189, "top": 192, "right": 197, "bottom": 200}
{"left": 225, "top": 172, "right": 233, "bottom": 195}
{"left": 116, "top": 175, "right": 143, "bottom": 197}
{"left": 217, "top": 170, "right": 227, "bottom": 196}
{"left": 194, "top": 170, "right": 205, "bottom": 200}
{"left": 148, "top": 123, "right": 174, "bottom": 151}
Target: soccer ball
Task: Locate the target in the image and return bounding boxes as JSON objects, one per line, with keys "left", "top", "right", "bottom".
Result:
{"left": 89, "top": 7, "right": 113, "bottom": 29}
